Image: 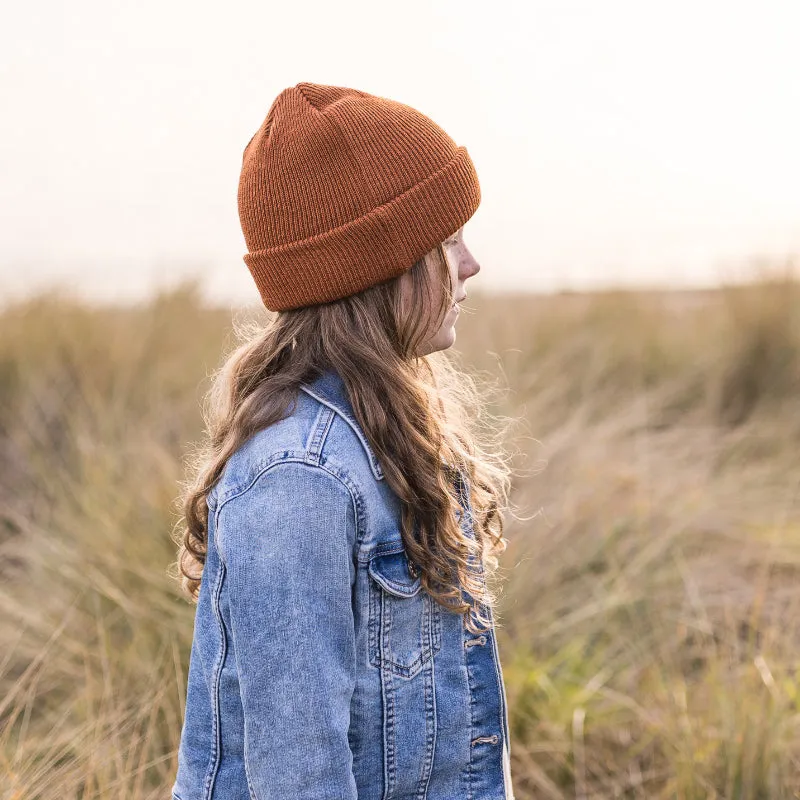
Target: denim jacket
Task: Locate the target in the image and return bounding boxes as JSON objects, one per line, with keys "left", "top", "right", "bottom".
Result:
{"left": 171, "top": 368, "right": 515, "bottom": 800}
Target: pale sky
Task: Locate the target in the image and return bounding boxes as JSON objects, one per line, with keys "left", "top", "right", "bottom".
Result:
{"left": 1, "top": 0, "right": 798, "bottom": 307}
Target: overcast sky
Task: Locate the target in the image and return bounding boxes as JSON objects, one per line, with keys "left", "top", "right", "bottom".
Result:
{"left": 1, "top": 0, "right": 798, "bottom": 307}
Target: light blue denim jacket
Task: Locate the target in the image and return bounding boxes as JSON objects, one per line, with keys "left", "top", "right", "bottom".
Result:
{"left": 171, "top": 368, "right": 515, "bottom": 800}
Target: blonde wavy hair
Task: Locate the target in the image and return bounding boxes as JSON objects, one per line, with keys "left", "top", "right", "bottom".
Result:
{"left": 169, "top": 241, "right": 516, "bottom": 634}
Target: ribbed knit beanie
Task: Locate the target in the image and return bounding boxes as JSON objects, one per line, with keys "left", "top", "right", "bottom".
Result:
{"left": 237, "top": 82, "right": 481, "bottom": 311}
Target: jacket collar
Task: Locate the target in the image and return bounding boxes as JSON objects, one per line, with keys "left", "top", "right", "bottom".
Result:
{"left": 298, "top": 368, "right": 385, "bottom": 481}
{"left": 298, "top": 368, "right": 466, "bottom": 491}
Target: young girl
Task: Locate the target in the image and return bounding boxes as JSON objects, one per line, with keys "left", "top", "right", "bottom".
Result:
{"left": 171, "top": 81, "right": 516, "bottom": 800}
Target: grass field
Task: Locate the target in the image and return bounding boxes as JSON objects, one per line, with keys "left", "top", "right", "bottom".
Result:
{"left": 1, "top": 266, "right": 798, "bottom": 798}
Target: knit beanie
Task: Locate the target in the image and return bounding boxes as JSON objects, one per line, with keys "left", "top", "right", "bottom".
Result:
{"left": 237, "top": 82, "right": 481, "bottom": 312}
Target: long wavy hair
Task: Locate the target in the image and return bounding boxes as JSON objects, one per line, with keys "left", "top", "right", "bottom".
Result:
{"left": 169, "top": 241, "right": 517, "bottom": 633}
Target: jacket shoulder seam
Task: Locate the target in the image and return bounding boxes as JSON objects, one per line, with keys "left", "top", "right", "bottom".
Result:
{"left": 213, "top": 455, "right": 366, "bottom": 560}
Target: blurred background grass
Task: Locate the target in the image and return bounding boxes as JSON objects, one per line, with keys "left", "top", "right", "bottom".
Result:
{"left": 1, "top": 264, "right": 799, "bottom": 799}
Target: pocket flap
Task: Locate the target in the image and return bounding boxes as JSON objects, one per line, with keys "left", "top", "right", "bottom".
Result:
{"left": 368, "top": 550, "right": 422, "bottom": 597}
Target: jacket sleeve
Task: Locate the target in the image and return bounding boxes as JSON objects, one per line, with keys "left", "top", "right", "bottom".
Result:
{"left": 215, "top": 460, "right": 360, "bottom": 800}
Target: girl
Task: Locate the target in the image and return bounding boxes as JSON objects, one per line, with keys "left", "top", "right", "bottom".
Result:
{"left": 171, "top": 81, "right": 516, "bottom": 800}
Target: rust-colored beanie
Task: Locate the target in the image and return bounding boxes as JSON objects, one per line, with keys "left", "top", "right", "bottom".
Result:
{"left": 237, "top": 82, "right": 481, "bottom": 311}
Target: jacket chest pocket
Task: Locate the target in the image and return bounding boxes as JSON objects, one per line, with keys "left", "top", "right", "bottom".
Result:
{"left": 367, "top": 548, "right": 442, "bottom": 679}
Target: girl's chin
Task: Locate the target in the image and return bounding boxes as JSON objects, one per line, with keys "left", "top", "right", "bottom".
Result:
{"left": 425, "top": 326, "right": 457, "bottom": 354}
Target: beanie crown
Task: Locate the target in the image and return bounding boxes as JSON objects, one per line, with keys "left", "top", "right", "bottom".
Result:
{"left": 237, "top": 82, "right": 481, "bottom": 311}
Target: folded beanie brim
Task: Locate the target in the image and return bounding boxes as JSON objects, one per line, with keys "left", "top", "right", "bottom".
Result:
{"left": 243, "top": 146, "right": 481, "bottom": 312}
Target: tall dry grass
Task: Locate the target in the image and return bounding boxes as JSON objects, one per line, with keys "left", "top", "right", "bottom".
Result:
{"left": 0, "top": 264, "right": 799, "bottom": 798}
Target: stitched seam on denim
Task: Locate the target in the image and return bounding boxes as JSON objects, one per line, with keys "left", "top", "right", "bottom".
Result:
{"left": 298, "top": 385, "right": 384, "bottom": 480}
{"left": 368, "top": 567, "right": 380, "bottom": 669}
{"left": 201, "top": 556, "right": 227, "bottom": 800}
{"left": 488, "top": 618, "right": 512, "bottom": 756}
{"left": 417, "top": 612, "right": 437, "bottom": 799}
{"left": 217, "top": 563, "right": 262, "bottom": 800}
{"left": 305, "top": 403, "right": 335, "bottom": 462}
{"left": 368, "top": 553, "right": 422, "bottom": 597}
{"left": 214, "top": 455, "right": 366, "bottom": 564}
{"left": 214, "top": 449, "right": 301, "bottom": 507}
{"left": 359, "top": 538, "right": 407, "bottom": 563}
{"left": 465, "top": 611, "right": 477, "bottom": 800}
{"left": 380, "top": 611, "right": 396, "bottom": 800}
